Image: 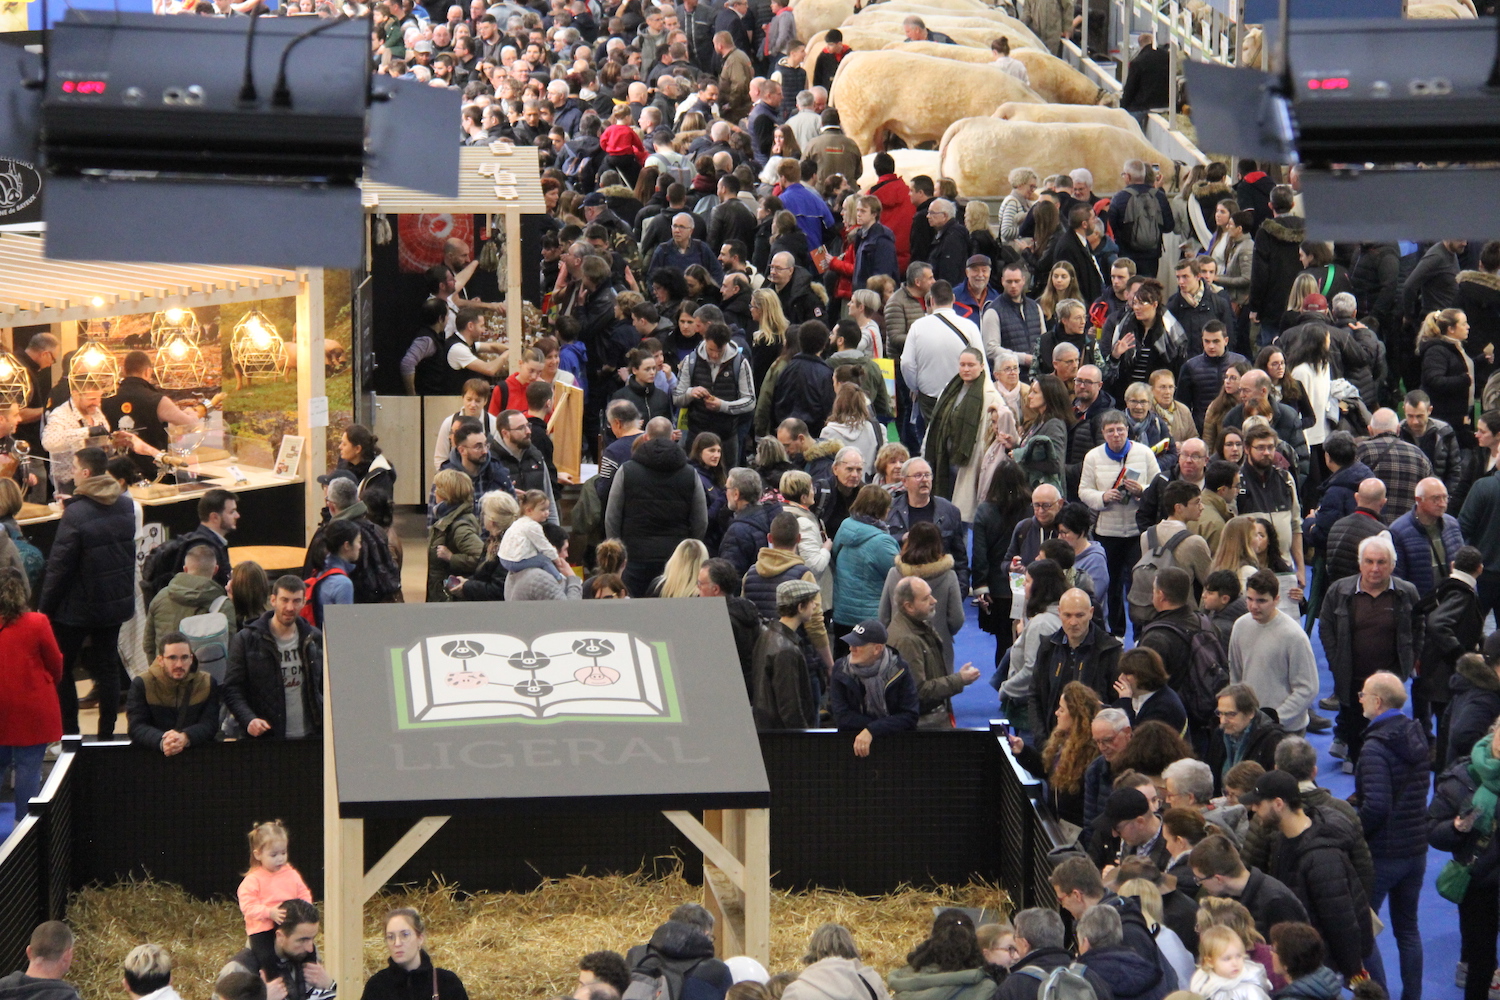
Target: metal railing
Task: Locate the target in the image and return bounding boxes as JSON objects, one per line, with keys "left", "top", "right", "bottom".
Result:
{"left": 0, "top": 739, "right": 78, "bottom": 972}
{"left": 991, "top": 721, "right": 1075, "bottom": 910}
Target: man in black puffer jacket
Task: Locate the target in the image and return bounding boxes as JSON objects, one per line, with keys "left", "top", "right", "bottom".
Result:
{"left": 769, "top": 321, "right": 835, "bottom": 435}
{"left": 223, "top": 578, "right": 324, "bottom": 740}
{"left": 1353, "top": 672, "right": 1433, "bottom": 1000}
{"left": 604, "top": 419, "right": 708, "bottom": 597}
{"left": 1351, "top": 242, "right": 1402, "bottom": 347}
{"left": 39, "top": 447, "right": 136, "bottom": 740}
{"left": 1247, "top": 186, "right": 1305, "bottom": 334}
{"left": 625, "top": 911, "right": 732, "bottom": 1000}
{"left": 1241, "top": 771, "right": 1374, "bottom": 981}
{"left": 719, "top": 467, "right": 782, "bottom": 575}
{"left": 1176, "top": 321, "right": 1246, "bottom": 430}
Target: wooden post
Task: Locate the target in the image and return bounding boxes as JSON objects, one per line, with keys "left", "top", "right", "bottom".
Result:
{"left": 296, "top": 269, "right": 326, "bottom": 545}
{"left": 505, "top": 211, "right": 522, "bottom": 376}
{"left": 323, "top": 661, "right": 365, "bottom": 996}
{"left": 743, "top": 809, "right": 770, "bottom": 965}
{"left": 663, "top": 809, "right": 769, "bottom": 966}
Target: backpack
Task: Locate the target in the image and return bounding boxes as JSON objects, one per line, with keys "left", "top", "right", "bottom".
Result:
{"left": 178, "top": 595, "right": 231, "bottom": 682}
{"left": 1140, "top": 614, "right": 1230, "bottom": 729}
{"left": 1126, "top": 526, "right": 1192, "bottom": 614}
{"left": 300, "top": 567, "right": 347, "bottom": 628}
{"left": 140, "top": 535, "right": 193, "bottom": 606}
{"left": 5, "top": 523, "right": 43, "bottom": 595}
{"left": 1120, "top": 188, "right": 1163, "bottom": 254}
{"left": 622, "top": 952, "right": 706, "bottom": 1000}
{"left": 1016, "top": 963, "right": 1097, "bottom": 1000}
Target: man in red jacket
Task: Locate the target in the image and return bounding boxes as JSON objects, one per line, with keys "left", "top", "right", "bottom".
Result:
{"left": 867, "top": 151, "right": 915, "bottom": 273}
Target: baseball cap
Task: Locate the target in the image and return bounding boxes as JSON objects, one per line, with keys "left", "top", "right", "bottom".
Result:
{"left": 1237, "top": 770, "right": 1302, "bottom": 809}
{"left": 317, "top": 469, "right": 358, "bottom": 486}
{"left": 580, "top": 191, "right": 607, "bottom": 207}
{"left": 1301, "top": 293, "right": 1329, "bottom": 311}
{"left": 1103, "top": 788, "right": 1150, "bottom": 828}
{"left": 965, "top": 254, "right": 992, "bottom": 269}
{"left": 842, "top": 619, "right": 887, "bottom": 647}
{"left": 776, "top": 579, "right": 820, "bottom": 605}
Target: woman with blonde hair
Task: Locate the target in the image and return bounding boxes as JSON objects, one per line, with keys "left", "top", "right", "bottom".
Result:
{"left": 999, "top": 167, "right": 1040, "bottom": 243}
{"left": 448, "top": 490, "right": 522, "bottom": 601}
{"left": 966, "top": 200, "right": 1005, "bottom": 277}
{"left": 1279, "top": 272, "right": 1320, "bottom": 332}
{"left": 1419, "top": 307, "right": 1476, "bottom": 442}
{"left": 652, "top": 539, "right": 710, "bottom": 598}
{"left": 780, "top": 468, "right": 835, "bottom": 612}
{"left": 1038, "top": 262, "right": 1082, "bottom": 322}
{"left": 750, "top": 287, "right": 789, "bottom": 387}
{"left": 1007, "top": 680, "right": 1099, "bottom": 827}
{"left": 1116, "top": 877, "right": 1196, "bottom": 989}
{"left": 426, "top": 469, "right": 483, "bottom": 603}
{"left": 1208, "top": 516, "right": 1263, "bottom": 587}
{"left": 875, "top": 443, "right": 910, "bottom": 489}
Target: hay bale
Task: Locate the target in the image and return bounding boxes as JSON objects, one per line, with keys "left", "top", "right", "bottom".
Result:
{"left": 67, "top": 874, "right": 1009, "bottom": 1000}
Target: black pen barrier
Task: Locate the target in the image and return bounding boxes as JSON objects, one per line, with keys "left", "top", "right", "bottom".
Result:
{"left": 0, "top": 724, "right": 1073, "bottom": 970}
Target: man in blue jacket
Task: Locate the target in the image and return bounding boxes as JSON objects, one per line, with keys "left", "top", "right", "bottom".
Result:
{"left": 1390, "top": 476, "right": 1464, "bottom": 599}
{"left": 829, "top": 620, "right": 919, "bottom": 757}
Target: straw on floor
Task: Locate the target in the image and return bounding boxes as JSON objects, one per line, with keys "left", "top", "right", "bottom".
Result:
{"left": 67, "top": 872, "right": 1009, "bottom": 1000}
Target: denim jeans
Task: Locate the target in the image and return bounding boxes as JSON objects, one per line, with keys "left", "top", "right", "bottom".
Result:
{"left": 0, "top": 743, "right": 47, "bottom": 817}
{"left": 1371, "top": 852, "right": 1426, "bottom": 1000}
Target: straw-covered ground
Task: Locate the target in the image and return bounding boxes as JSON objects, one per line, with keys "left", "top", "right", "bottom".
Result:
{"left": 68, "top": 873, "right": 1009, "bottom": 1000}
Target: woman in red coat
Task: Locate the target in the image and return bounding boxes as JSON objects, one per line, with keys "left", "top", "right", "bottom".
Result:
{"left": 867, "top": 151, "right": 915, "bottom": 274}
{"left": 0, "top": 565, "right": 63, "bottom": 816}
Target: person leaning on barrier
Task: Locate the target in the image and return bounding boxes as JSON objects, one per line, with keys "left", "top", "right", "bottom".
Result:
{"left": 122, "top": 944, "right": 182, "bottom": 1000}
{"left": 126, "top": 631, "right": 222, "bottom": 757}
{"left": 0, "top": 921, "right": 81, "bottom": 1000}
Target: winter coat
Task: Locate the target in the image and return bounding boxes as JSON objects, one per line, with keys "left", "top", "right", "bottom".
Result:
{"left": 1078, "top": 440, "right": 1161, "bottom": 539}
{"left": 1448, "top": 652, "right": 1500, "bottom": 763}
{"left": 884, "top": 284, "right": 928, "bottom": 359}
{"left": 869, "top": 174, "right": 915, "bottom": 273}
{"left": 1324, "top": 508, "right": 1386, "bottom": 584}
{"left": 1420, "top": 337, "right": 1474, "bottom": 433}
{"left": 302, "top": 504, "right": 404, "bottom": 604}
{"left": 1302, "top": 460, "right": 1373, "bottom": 550}
{"left": 1330, "top": 317, "right": 1384, "bottom": 410}
{"left": 877, "top": 555, "right": 965, "bottom": 670}
{"left": 1078, "top": 948, "right": 1169, "bottom": 1000}
{"left": 604, "top": 436, "right": 707, "bottom": 563}
{"left": 1240, "top": 786, "right": 1375, "bottom": 898}
{"left": 0, "top": 611, "right": 64, "bottom": 746}
{"left": 359, "top": 952, "right": 469, "bottom": 1000}
{"left": 928, "top": 218, "right": 972, "bottom": 287}
{"left": 750, "top": 620, "right": 818, "bottom": 730}
{"left": 426, "top": 503, "right": 484, "bottom": 603}
{"left": 997, "top": 947, "right": 1113, "bottom": 1000}
{"left": 1400, "top": 417, "right": 1463, "bottom": 495}
{"left": 1269, "top": 810, "right": 1374, "bottom": 979}
{"left": 832, "top": 514, "right": 901, "bottom": 625}
{"left": 1031, "top": 622, "right": 1124, "bottom": 741}
{"left": 1427, "top": 755, "right": 1500, "bottom": 891}
{"left": 846, "top": 222, "right": 899, "bottom": 290}
{"left": 143, "top": 572, "right": 226, "bottom": 661}
{"left": 611, "top": 376, "right": 675, "bottom": 426}
{"left": 626, "top": 922, "right": 732, "bottom": 1000}
{"left": 784, "top": 957, "right": 889, "bottom": 1000}
{"left": 1234, "top": 868, "right": 1310, "bottom": 942}
{"left": 1100, "top": 311, "right": 1190, "bottom": 402}
{"left": 1270, "top": 968, "right": 1346, "bottom": 1000}
{"left": 1177, "top": 350, "right": 1248, "bottom": 428}
{"left": 0, "top": 974, "right": 83, "bottom": 1000}
{"left": 38, "top": 475, "right": 136, "bottom": 627}
{"left": 829, "top": 651, "right": 919, "bottom": 736}
{"left": 1356, "top": 711, "right": 1434, "bottom": 858}
{"left": 1317, "top": 574, "right": 1422, "bottom": 704}
{"left": 1217, "top": 232, "right": 1254, "bottom": 307}
{"left": 1387, "top": 508, "right": 1464, "bottom": 600}
{"left": 1457, "top": 268, "right": 1500, "bottom": 376}
{"left": 1404, "top": 241, "right": 1463, "bottom": 320}
{"left": 1167, "top": 286, "right": 1235, "bottom": 348}
{"left": 772, "top": 353, "right": 836, "bottom": 436}
{"left": 887, "top": 493, "right": 969, "bottom": 588}
{"left": 1351, "top": 242, "right": 1401, "bottom": 333}
{"left": 223, "top": 612, "right": 324, "bottom": 738}
{"left": 719, "top": 500, "right": 783, "bottom": 575}
{"left": 1205, "top": 711, "right": 1287, "bottom": 792}
{"left": 972, "top": 500, "right": 1030, "bottom": 601}
{"left": 1248, "top": 214, "right": 1306, "bottom": 324}
{"left": 887, "top": 603, "right": 963, "bottom": 729}
{"left": 889, "top": 968, "right": 995, "bottom": 1000}
{"left": 126, "top": 666, "right": 222, "bottom": 752}
{"left": 1189, "top": 968, "right": 1269, "bottom": 1000}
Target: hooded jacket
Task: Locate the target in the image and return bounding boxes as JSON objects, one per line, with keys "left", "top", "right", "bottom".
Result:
{"left": 772, "top": 352, "right": 836, "bottom": 436}
{"left": 1302, "top": 460, "right": 1374, "bottom": 550}
{"left": 0, "top": 974, "right": 81, "bottom": 1000}
{"left": 1457, "top": 267, "right": 1500, "bottom": 367}
{"left": 1271, "top": 810, "right": 1374, "bottom": 979}
{"left": 1428, "top": 753, "right": 1500, "bottom": 890}
{"left": 126, "top": 658, "right": 222, "bottom": 751}
{"left": 1239, "top": 786, "right": 1375, "bottom": 897}
{"left": 605, "top": 436, "right": 707, "bottom": 563}
{"left": 774, "top": 265, "right": 829, "bottom": 326}
{"left": 832, "top": 514, "right": 901, "bottom": 625}
{"left": 1078, "top": 947, "right": 1170, "bottom": 1000}
{"left": 888, "top": 967, "right": 995, "bottom": 1000}
{"left": 37, "top": 473, "right": 136, "bottom": 627}
{"left": 1448, "top": 652, "right": 1500, "bottom": 763}
{"left": 1248, "top": 216, "right": 1306, "bottom": 326}
{"left": 878, "top": 555, "right": 965, "bottom": 670}
{"left": 1399, "top": 417, "right": 1462, "bottom": 496}
{"left": 783, "top": 957, "right": 889, "bottom": 1000}
{"left": 143, "top": 568, "right": 228, "bottom": 662}
{"left": 626, "top": 922, "right": 732, "bottom": 1000}
{"left": 997, "top": 947, "right": 1112, "bottom": 1000}
{"left": 1232, "top": 172, "right": 1275, "bottom": 230}
{"left": 223, "top": 611, "right": 324, "bottom": 739}
{"left": 1270, "top": 968, "right": 1344, "bottom": 1000}
{"left": 1418, "top": 572, "right": 1483, "bottom": 711}
{"left": 1356, "top": 710, "right": 1434, "bottom": 858}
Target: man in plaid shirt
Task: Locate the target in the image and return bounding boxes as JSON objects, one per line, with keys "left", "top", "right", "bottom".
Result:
{"left": 1356, "top": 408, "right": 1433, "bottom": 524}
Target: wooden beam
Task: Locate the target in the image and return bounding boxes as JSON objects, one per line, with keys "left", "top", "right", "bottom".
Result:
{"left": 703, "top": 867, "right": 745, "bottom": 957}
{"left": 504, "top": 210, "right": 522, "bottom": 377}
{"left": 296, "top": 269, "right": 326, "bottom": 544}
{"left": 662, "top": 810, "right": 746, "bottom": 888}
{"left": 322, "top": 661, "right": 366, "bottom": 997}
{"left": 742, "top": 809, "right": 771, "bottom": 966}
{"left": 361, "top": 816, "right": 451, "bottom": 900}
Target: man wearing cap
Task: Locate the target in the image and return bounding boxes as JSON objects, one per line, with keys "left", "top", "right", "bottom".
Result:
{"left": 749, "top": 579, "right": 822, "bottom": 730}
{"left": 1240, "top": 770, "right": 1375, "bottom": 981}
{"left": 952, "top": 255, "right": 1000, "bottom": 324}
{"left": 1090, "top": 787, "right": 1171, "bottom": 873}
{"left": 887, "top": 576, "right": 981, "bottom": 729}
{"left": 647, "top": 213, "right": 723, "bottom": 284}
{"left": 829, "top": 620, "right": 919, "bottom": 757}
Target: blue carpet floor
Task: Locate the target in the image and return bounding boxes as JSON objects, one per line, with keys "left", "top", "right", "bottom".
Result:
{"left": 947, "top": 600, "right": 1464, "bottom": 1000}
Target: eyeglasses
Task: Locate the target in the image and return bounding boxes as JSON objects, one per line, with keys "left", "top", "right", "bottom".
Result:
{"left": 1032, "top": 501, "right": 1060, "bottom": 510}
{"left": 907, "top": 472, "right": 933, "bottom": 480}
{"left": 1214, "top": 709, "right": 1243, "bottom": 719}
{"left": 1074, "top": 378, "right": 1100, "bottom": 386}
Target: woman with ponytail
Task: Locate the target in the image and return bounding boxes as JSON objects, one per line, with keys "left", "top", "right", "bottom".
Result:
{"left": 1420, "top": 307, "right": 1477, "bottom": 445}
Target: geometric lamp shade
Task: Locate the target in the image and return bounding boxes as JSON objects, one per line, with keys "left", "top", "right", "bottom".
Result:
{"left": 67, "top": 342, "right": 121, "bottom": 396}
{"left": 0, "top": 352, "right": 32, "bottom": 407}
{"left": 154, "top": 332, "right": 207, "bottom": 390}
{"left": 231, "top": 309, "right": 289, "bottom": 381}
{"left": 149, "top": 307, "right": 202, "bottom": 350}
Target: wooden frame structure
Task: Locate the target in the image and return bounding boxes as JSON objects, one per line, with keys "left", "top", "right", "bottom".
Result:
{"left": 321, "top": 675, "right": 771, "bottom": 997}
{"left": 0, "top": 233, "right": 327, "bottom": 538}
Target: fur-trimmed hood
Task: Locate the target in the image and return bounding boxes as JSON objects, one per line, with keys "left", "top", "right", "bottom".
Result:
{"left": 894, "top": 554, "right": 955, "bottom": 579}
{"left": 1260, "top": 216, "right": 1306, "bottom": 243}
{"left": 802, "top": 438, "right": 842, "bottom": 464}
{"left": 1191, "top": 178, "right": 1232, "bottom": 200}
{"left": 1460, "top": 269, "right": 1500, "bottom": 293}
{"left": 1456, "top": 650, "right": 1500, "bottom": 692}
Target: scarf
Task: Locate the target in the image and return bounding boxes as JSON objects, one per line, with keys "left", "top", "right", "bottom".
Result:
{"left": 1469, "top": 733, "right": 1500, "bottom": 835}
{"left": 1103, "top": 437, "right": 1131, "bottom": 464}
{"left": 142, "top": 657, "right": 212, "bottom": 713}
{"left": 925, "top": 374, "right": 984, "bottom": 499}
{"left": 845, "top": 646, "right": 899, "bottom": 719}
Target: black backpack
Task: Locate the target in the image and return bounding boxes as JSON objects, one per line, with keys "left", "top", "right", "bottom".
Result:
{"left": 140, "top": 535, "right": 194, "bottom": 606}
{"left": 1139, "top": 613, "right": 1230, "bottom": 729}
{"left": 1120, "top": 188, "right": 1163, "bottom": 254}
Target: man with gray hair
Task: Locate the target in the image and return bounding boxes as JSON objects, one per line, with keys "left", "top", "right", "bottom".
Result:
{"left": 1107, "top": 158, "right": 1173, "bottom": 278}
{"left": 300, "top": 473, "right": 401, "bottom": 604}
{"left": 999, "top": 909, "right": 1113, "bottom": 1000}
{"left": 1328, "top": 291, "right": 1383, "bottom": 410}
{"left": 786, "top": 89, "right": 821, "bottom": 150}
{"left": 886, "top": 575, "right": 980, "bottom": 728}
{"left": 923, "top": 198, "right": 969, "bottom": 286}
{"left": 1083, "top": 707, "right": 1133, "bottom": 829}
{"left": 1356, "top": 408, "right": 1433, "bottom": 523}
{"left": 719, "top": 467, "right": 783, "bottom": 576}
{"left": 1239, "top": 736, "right": 1375, "bottom": 884}
{"left": 1074, "top": 905, "right": 1171, "bottom": 1000}
{"left": 646, "top": 212, "right": 722, "bottom": 283}
{"left": 17, "top": 331, "right": 59, "bottom": 456}
{"left": 1318, "top": 532, "right": 1421, "bottom": 769}
{"left": 1049, "top": 340, "right": 1081, "bottom": 391}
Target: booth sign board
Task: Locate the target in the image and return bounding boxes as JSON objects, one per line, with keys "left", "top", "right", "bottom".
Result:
{"left": 323, "top": 600, "right": 770, "bottom": 817}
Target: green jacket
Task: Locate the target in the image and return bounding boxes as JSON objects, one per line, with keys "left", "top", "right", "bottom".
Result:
{"left": 426, "top": 504, "right": 484, "bottom": 603}
{"left": 888, "top": 967, "right": 997, "bottom": 1000}
{"left": 143, "top": 572, "right": 227, "bottom": 659}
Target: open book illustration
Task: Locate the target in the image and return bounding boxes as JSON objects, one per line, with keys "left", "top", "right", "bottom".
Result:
{"left": 399, "top": 631, "right": 673, "bottom": 724}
